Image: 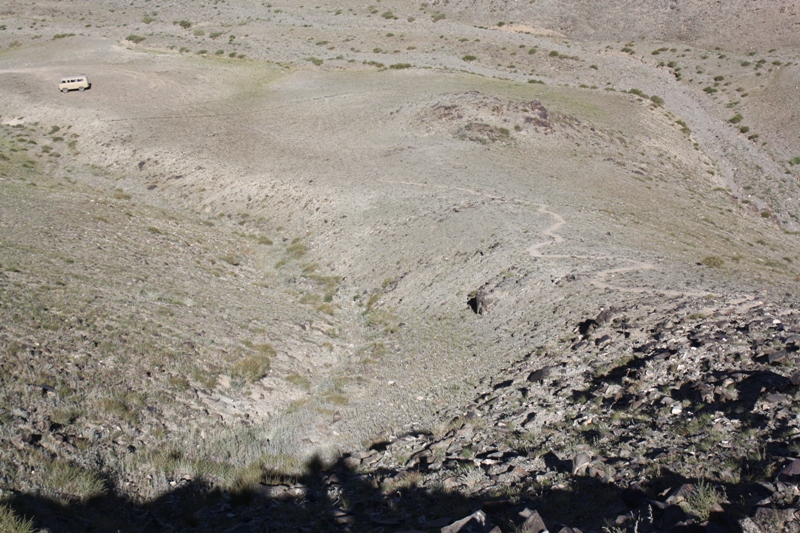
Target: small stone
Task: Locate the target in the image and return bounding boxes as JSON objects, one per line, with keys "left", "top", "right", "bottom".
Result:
{"left": 768, "top": 350, "right": 789, "bottom": 365}
{"left": 595, "top": 334, "right": 612, "bottom": 346}
{"left": 777, "top": 458, "right": 800, "bottom": 482}
{"left": 252, "top": 484, "right": 291, "bottom": 500}
{"left": 527, "top": 366, "right": 551, "bottom": 383}
{"left": 665, "top": 484, "right": 695, "bottom": 505}
{"left": 441, "top": 510, "right": 493, "bottom": 533}
{"left": 521, "top": 510, "right": 548, "bottom": 533}
{"left": 572, "top": 451, "right": 592, "bottom": 475}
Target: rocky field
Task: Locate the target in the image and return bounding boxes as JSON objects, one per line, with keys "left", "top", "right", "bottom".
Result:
{"left": 1, "top": 1, "right": 800, "bottom": 532}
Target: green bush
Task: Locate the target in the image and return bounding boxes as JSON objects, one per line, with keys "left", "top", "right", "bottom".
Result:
{"left": 789, "top": 156, "right": 800, "bottom": 166}
{"left": 126, "top": 34, "right": 145, "bottom": 44}
{"left": 650, "top": 95, "right": 664, "bottom": 106}
{"left": 389, "top": 63, "right": 412, "bottom": 69}
{"left": 729, "top": 114, "right": 743, "bottom": 124}
{"left": 178, "top": 20, "right": 192, "bottom": 29}
{"left": 701, "top": 256, "right": 724, "bottom": 268}
{"left": 462, "top": 54, "right": 477, "bottom": 61}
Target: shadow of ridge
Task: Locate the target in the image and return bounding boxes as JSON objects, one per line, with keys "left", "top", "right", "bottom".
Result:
{"left": 6, "top": 437, "right": 785, "bottom": 533}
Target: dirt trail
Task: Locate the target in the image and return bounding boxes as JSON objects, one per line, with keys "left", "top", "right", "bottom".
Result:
{"left": 380, "top": 179, "right": 713, "bottom": 298}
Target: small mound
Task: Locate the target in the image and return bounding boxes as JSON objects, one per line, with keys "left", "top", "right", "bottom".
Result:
{"left": 419, "top": 91, "right": 552, "bottom": 143}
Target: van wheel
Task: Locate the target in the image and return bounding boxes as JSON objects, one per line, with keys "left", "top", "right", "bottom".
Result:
{"left": 79, "top": 87, "right": 85, "bottom": 92}
{"left": 61, "top": 88, "right": 69, "bottom": 93}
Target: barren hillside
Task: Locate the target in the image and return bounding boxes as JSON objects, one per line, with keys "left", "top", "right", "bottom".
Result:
{"left": 1, "top": 0, "right": 800, "bottom": 531}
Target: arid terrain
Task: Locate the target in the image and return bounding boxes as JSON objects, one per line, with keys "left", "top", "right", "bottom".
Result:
{"left": 2, "top": 1, "right": 800, "bottom": 531}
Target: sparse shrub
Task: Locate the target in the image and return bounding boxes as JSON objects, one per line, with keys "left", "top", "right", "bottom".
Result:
{"left": 0, "top": 505, "right": 34, "bottom": 533}
{"left": 381, "top": 11, "right": 397, "bottom": 19}
{"left": 528, "top": 78, "right": 544, "bottom": 84}
{"left": 215, "top": 49, "right": 224, "bottom": 55}
{"left": 286, "top": 238, "right": 307, "bottom": 257}
{"left": 286, "top": 373, "right": 311, "bottom": 389}
{"left": 196, "top": 49, "right": 208, "bottom": 55}
{"left": 407, "top": 16, "right": 415, "bottom": 22}
{"left": 729, "top": 114, "right": 743, "bottom": 124}
{"left": 53, "top": 33, "right": 75, "bottom": 39}
{"left": 714, "top": 75, "right": 724, "bottom": 81}
{"left": 629, "top": 88, "right": 646, "bottom": 97}
{"left": 704, "top": 86, "right": 717, "bottom": 94}
{"left": 193, "top": 29, "right": 205, "bottom": 36}
{"left": 684, "top": 481, "right": 725, "bottom": 521}
{"left": 621, "top": 47, "right": 634, "bottom": 54}
{"left": 701, "top": 256, "right": 724, "bottom": 268}
{"left": 126, "top": 34, "right": 146, "bottom": 44}
{"left": 178, "top": 20, "right": 192, "bottom": 29}
{"left": 307, "top": 57, "right": 323, "bottom": 66}
{"left": 389, "top": 63, "right": 412, "bottom": 69}
{"left": 761, "top": 210, "right": 772, "bottom": 218}
{"left": 739, "top": 126, "right": 749, "bottom": 133}
{"left": 232, "top": 344, "right": 274, "bottom": 381}
{"left": 740, "top": 61, "right": 751, "bottom": 67}
{"left": 142, "top": 15, "right": 155, "bottom": 24}
{"left": 789, "top": 156, "right": 800, "bottom": 166}
{"left": 210, "top": 31, "right": 223, "bottom": 39}
{"left": 650, "top": 95, "right": 664, "bottom": 106}
{"left": 432, "top": 13, "right": 445, "bottom": 22}
{"left": 169, "top": 375, "right": 190, "bottom": 390}
{"left": 43, "top": 461, "right": 107, "bottom": 502}
{"left": 548, "top": 50, "right": 559, "bottom": 57}
{"left": 462, "top": 54, "right": 477, "bottom": 61}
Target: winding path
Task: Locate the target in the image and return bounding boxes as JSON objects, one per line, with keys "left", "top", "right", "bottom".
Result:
{"left": 378, "top": 178, "right": 713, "bottom": 298}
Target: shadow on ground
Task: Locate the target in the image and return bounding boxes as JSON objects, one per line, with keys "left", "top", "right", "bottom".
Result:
{"left": 5, "top": 437, "right": 779, "bottom": 533}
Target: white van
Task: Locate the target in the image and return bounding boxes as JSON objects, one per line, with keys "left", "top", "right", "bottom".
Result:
{"left": 58, "top": 76, "right": 91, "bottom": 93}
